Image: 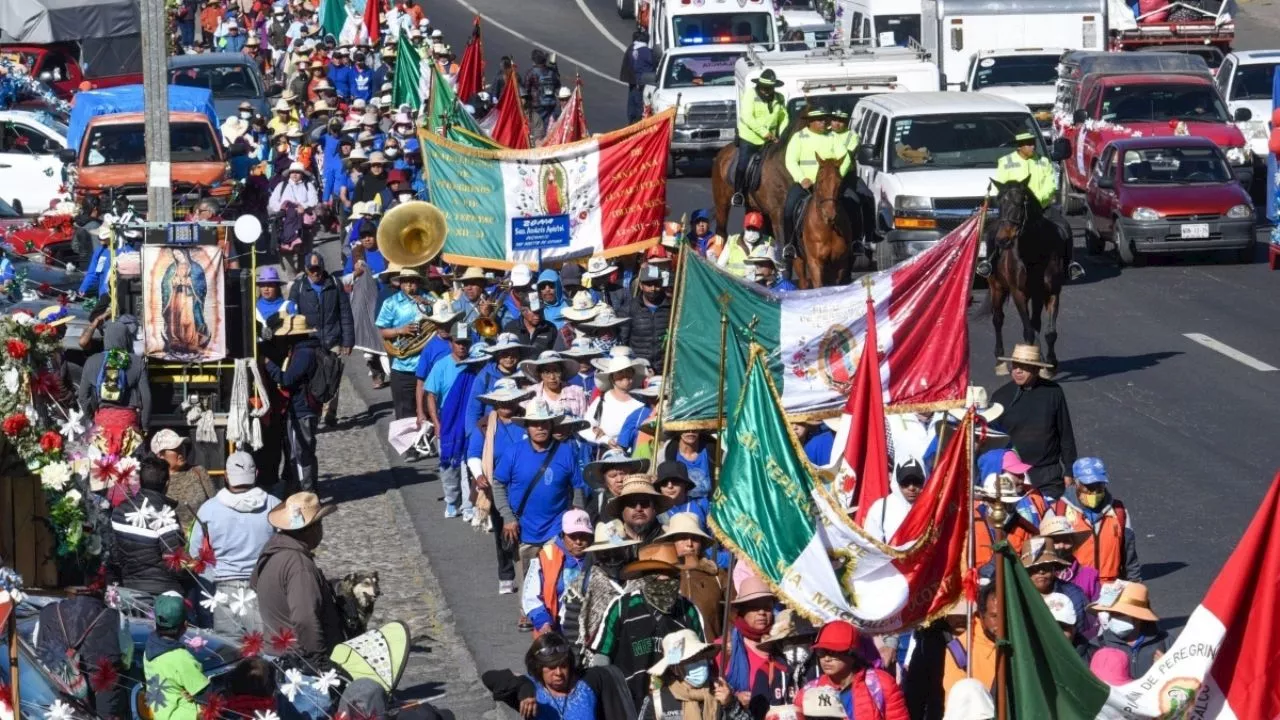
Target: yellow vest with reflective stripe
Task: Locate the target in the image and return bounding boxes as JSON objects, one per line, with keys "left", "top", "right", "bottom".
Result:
{"left": 737, "top": 89, "right": 789, "bottom": 145}
{"left": 991, "top": 151, "right": 1057, "bottom": 208}
{"left": 785, "top": 128, "right": 845, "bottom": 184}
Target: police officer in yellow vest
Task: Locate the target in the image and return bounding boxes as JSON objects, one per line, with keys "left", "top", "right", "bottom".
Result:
{"left": 783, "top": 107, "right": 849, "bottom": 242}
{"left": 827, "top": 108, "right": 859, "bottom": 157}
{"left": 978, "top": 131, "right": 1085, "bottom": 281}
{"left": 828, "top": 108, "right": 861, "bottom": 231}
{"left": 733, "top": 69, "right": 789, "bottom": 206}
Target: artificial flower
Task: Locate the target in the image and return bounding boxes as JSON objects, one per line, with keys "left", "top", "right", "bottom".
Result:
{"left": 44, "top": 700, "right": 73, "bottom": 720}
{"left": 147, "top": 504, "right": 177, "bottom": 532}
{"left": 1, "top": 368, "right": 18, "bottom": 394}
{"left": 59, "top": 408, "right": 85, "bottom": 442}
{"left": 268, "top": 626, "right": 297, "bottom": 653}
{"left": 311, "top": 669, "right": 341, "bottom": 695}
{"left": 124, "top": 500, "right": 155, "bottom": 529}
{"left": 198, "top": 692, "right": 226, "bottom": 720}
{"left": 2, "top": 413, "right": 29, "bottom": 436}
{"left": 39, "top": 431, "right": 62, "bottom": 453}
{"left": 5, "top": 339, "right": 28, "bottom": 361}
{"left": 228, "top": 587, "right": 255, "bottom": 617}
{"left": 280, "top": 669, "right": 305, "bottom": 703}
{"left": 185, "top": 634, "right": 208, "bottom": 651}
{"left": 89, "top": 657, "right": 119, "bottom": 693}
{"left": 253, "top": 711, "right": 280, "bottom": 720}
{"left": 61, "top": 489, "right": 81, "bottom": 505}
{"left": 10, "top": 312, "right": 35, "bottom": 327}
{"left": 163, "top": 547, "right": 190, "bottom": 572}
{"left": 39, "top": 461, "right": 71, "bottom": 491}
{"left": 31, "top": 370, "right": 61, "bottom": 397}
{"left": 191, "top": 534, "right": 217, "bottom": 574}
{"left": 239, "top": 630, "right": 265, "bottom": 657}
{"left": 198, "top": 590, "right": 228, "bottom": 613}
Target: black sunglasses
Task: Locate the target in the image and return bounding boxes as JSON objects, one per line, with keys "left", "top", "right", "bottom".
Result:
{"left": 623, "top": 497, "right": 655, "bottom": 509}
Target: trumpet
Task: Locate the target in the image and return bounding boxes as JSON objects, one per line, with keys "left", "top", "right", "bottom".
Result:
{"left": 472, "top": 316, "right": 501, "bottom": 341}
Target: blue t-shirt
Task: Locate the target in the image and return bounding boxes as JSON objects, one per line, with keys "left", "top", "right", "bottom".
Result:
{"left": 530, "top": 678, "right": 596, "bottom": 720}
{"left": 804, "top": 428, "right": 836, "bottom": 467}
{"left": 495, "top": 440, "right": 585, "bottom": 545}
{"left": 466, "top": 416, "right": 526, "bottom": 463}
{"left": 663, "top": 497, "right": 710, "bottom": 532}
{"left": 414, "top": 335, "right": 452, "bottom": 381}
{"left": 425, "top": 353, "right": 466, "bottom": 399}
{"left": 376, "top": 292, "right": 428, "bottom": 373}
{"left": 677, "top": 449, "right": 713, "bottom": 499}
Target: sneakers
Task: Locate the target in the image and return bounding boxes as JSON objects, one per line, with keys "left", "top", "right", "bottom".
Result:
{"left": 731, "top": 191, "right": 745, "bottom": 207}
{"left": 975, "top": 260, "right": 992, "bottom": 278}
{"left": 444, "top": 503, "right": 459, "bottom": 519}
{"left": 498, "top": 580, "right": 517, "bottom": 595}
{"left": 461, "top": 507, "right": 475, "bottom": 523}
{"left": 1067, "top": 261, "right": 1086, "bottom": 281}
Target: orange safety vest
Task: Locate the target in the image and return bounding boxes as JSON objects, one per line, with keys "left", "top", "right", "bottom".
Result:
{"left": 1054, "top": 498, "right": 1127, "bottom": 583}
{"left": 971, "top": 502, "right": 1034, "bottom": 568}
{"left": 538, "top": 542, "right": 567, "bottom": 627}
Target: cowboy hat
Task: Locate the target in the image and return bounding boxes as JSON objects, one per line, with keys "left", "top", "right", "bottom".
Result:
{"left": 519, "top": 350, "right": 581, "bottom": 382}
{"left": 948, "top": 385, "right": 1004, "bottom": 423}
{"left": 584, "top": 449, "right": 649, "bottom": 489}
{"left": 647, "top": 628, "right": 720, "bottom": 676}
{"left": 630, "top": 374, "right": 663, "bottom": 400}
{"left": 752, "top": 69, "right": 784, "bottom": 87}
{"left": 561, "top": 291, "right": 603, "bottom": 322}
{"left": 458, "top": 266, "right": 488, "bottom": 283}
{"left": 459, "top": 342, "right": 491, "bottom": 366}
{"left": 269, "top": 491, "right": 336, "bottom": 530}
{"left": 606, "top": 474, "right": 674, "bottom": 519}
{"left": 426, "top": 299, "right": 462, "bottom": 325}
{"left": 274, "top": 98, "right": 292, "bottom": 113}
{"left": 275, "top": 315, "right": 317, "bottom": 337}
{"left": 365, "top": 151, "right": 389, "bottom": 165}
{"left": 731, "top": 576, "right": 776, "bottom": 606}
{"left": 556, "top": 414, "right": 591, "bottom": 435}
{"left": 757, "top": 609, "right": 818, "bottom": 653}
{"left": 286, "top": 126, "right": 305, "bottom": 139}
{"left": 585, "top": 519, "right": 642, "bottom": 553}
{"left": 591, "top": 345, "right": 649, "bottom": 380}
{"left": 221, "top": 116, "right": 249, "bottom": 144}
{"left": 513, "top": 399, "right": 564, "bottom": 427}
{"left": 621, "top": 541, "right": 681, "bottom": 580}
{"left": 479, "top": 377, "right": 534, "bottom": 405}
{"left": 309, "top": 100, "right": 333, "bottom": 116}
{"left": 484, "top": 332, "right": 531, "bottom": 356}
{"left": 1019, "top": 538, "right": 1069, "bottom": 570}
{"left": 581, "top": 255, "right": 618, "bottom": 282}
{"left": 561, "top": 337, "right": 604, "bottom": 360}
{"left": 998, "top": 343, "right": 1053, "bottom": 369}
{"left": 1037, "top": 515, "right": 1090, "bottom": 546}
{"left": 1088, "top": 581, "right": 1159, "bottom": 623}
{"left": 393, "top": 266, "right": 425, "bottom": 282}
{"left": 657, "top": 512, "right": 711, "bottom": 544}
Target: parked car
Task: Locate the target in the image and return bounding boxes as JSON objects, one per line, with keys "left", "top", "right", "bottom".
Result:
{"left": 169, "top": 53, "right": 272, "bottom": 120}
{"left": 1083, "top": 136, "right": 1255, "bottom": 266}
{"left": 0, "top": 40, "right": 144, "bottom": 100}
{"left": 0, "top": 110, "right": 68, "bottom": 215}
{"left": 1215, "top": 49, "right": 1280, "bottom": 178}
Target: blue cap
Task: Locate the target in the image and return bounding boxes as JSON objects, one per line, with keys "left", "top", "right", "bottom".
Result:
{"left": 976, "top": 448, "right": 1006, "bottom": 487}
{"left": 404, "top": 138, "right": 420, "bottom": 152}
{"left": 1073, "top": 457, "right": 1109, "bottom": 485}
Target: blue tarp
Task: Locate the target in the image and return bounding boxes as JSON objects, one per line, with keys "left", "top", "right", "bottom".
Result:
{"left": 66, "top": 85, "right": 219, "bottom": 151}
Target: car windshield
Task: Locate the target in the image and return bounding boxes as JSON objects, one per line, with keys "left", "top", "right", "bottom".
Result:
{"left": 672, "top": 12, "right": 774, "bottom": 48}
{"left": 662, "top": 53, "right": 740, "bottom": 88}
{"left": 889, "top": 112, "right": 1043, "bottom": 171}
{"left": 170, "top": 64, "right": 260, "bottom": 98}
{"left": 973, "top": 55, "right": 1060, "bottom": 89}
{"left": 1230, "top": 62, "right": 1279, "bottom": 100}
{"left": 84, "top": 122, "right": 219, "bottom": 165}
{"left": 787, "top": 94, "right": 871, "bottom": 118}
{"left": 28, "top": 111, "right": 68, "bottom": 136}
{"left": 874, "top": 14, "right": 922, "bottom": 47}
{"left": 1120, "top": 145, "right": 1232, "bottom": 184}
{"left": 1101, "top": 84, "right": 1231, "bottom": 123}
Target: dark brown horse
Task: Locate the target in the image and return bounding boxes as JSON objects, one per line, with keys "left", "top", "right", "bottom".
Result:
{"left": 790, "top": 156, "right": 853, "bottom": 288}
{"left": 710, "top": 140, "right": 791, "bottom": 249}
{"left": 987, "top": 178, "right": 1064, "bottom": 377}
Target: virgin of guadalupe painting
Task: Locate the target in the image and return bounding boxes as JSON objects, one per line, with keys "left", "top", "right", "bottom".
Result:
{"left": 143, "top": 245, "right": 226, "bottom": 361}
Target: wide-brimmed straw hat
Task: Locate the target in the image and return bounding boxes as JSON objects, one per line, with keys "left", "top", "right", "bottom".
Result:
{"left": 731, "top": 576, "right": 777, "bottom": 606}
{"left": 1088, "top": 581, "right": 1159, "bottom": 623}
{"left": 485, "top": 332, "right": 531, "bottom": 355}
{"left": 426, "top": 299, "right": 462, "bottom": 325}
{"left": 582, "top": 255, "right": 618, "bottom": 282}
{"left": 556, "top": 415, "right": 591, "bottom": 435}
{"left": 458, "top": 266, "right": 488, "bottom": 283}
{"left": 581, "top": 306, "right": 629, "bottom": 331}
{"left": 621, "top": 541, "right": 681, "bottom": 580}
{"left": 758, "top": 609, "right": 818, "bottom": 653}
{"left": 519, "top": 350, "right": 581, "bottom": 382}
{"left": 998, "top": 343, "right": 1053, "bottom": 369}
{"left": 513, "top": 399, "right": 564, "bottom": 427}
{"left": 657, "top": 512, "right": 712, "bottom": 544}
{"left": 561, "top": 291, "right": 603, "bottom": 322}
{"left": 275, "top": 315, "right": 316, "bottom": 337}
{"left": 630, "top": 374, "right": 663, "bottom": 400}
{"left": 591, "top": 346, "right": 649, "bottom": 377}
{"left": 1038, "top": 516, "right": 1090, "bottom": 547}
{"left": 948, "top": 385, "right": 1004, "bottom": 423}
{"left": 1019, "top": 538, "right": 1069, "bottom": 570}
{"left": 561, "top": 337, "right": 604, "bottom": 360}
{"left": 479, "top": 377, "right": 533, "bottom": 405}
{"left": 584, "top": 519, "right": 642, "bottom": 553}
{"left": 605, "top": 475, "right": 673, "bottom": 518}
{"left": 584, "top": 449, "right": 649, "bottom": 489}
{"left": 286, "top": 161, "right": 311, "bottom": 178}
{"left": 647, "top": 629, "right": 720, "bottom": 676}
{"left": 394, "top": 267, "right": 425, "bottom": 282}
{"left": 268, "top": 491, "right": 336, "bottom": 530}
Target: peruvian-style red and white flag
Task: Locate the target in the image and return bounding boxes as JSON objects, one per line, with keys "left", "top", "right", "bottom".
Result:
{"left": 491, "top": 67, "right": 530, "bottom": 150}
{"left": 842, "top": 285, "right": 891, "bottom": 524}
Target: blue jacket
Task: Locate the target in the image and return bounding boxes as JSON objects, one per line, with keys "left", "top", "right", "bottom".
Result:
{"left": 465, "top": 365, "right": 521, "bottom": 440}
{"left": 188, "top": 489, "right": 281, "bottom": 581}
{"left": 321, "top": 132, "right": 343, "bottom": 174}
{"left": 266, "top": 337, "right": 320, "bottom": 418}
{"left": 352, "top": 67, "right": 374, "bottom": 102}
{"left": 328, "top": 64, "right": 354, "bottom": 99}
{"left": 536, "top": 268, "right": 567, "bottom": 329}
{"left": 79, "top": 242, "right": 136, "bottom": 296}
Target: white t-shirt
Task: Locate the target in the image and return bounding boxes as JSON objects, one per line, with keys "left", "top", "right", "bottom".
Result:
{"left": 581, "top": 393, "right": 643, "bottom": 445}
{"left": 863, "top": 491, "right": 914, "bottom": 544}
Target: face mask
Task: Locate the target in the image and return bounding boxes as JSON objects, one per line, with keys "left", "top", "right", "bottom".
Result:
{"left": 385, "top": 148, "right": 399, "bottom": 158}
{"left": 641, "top": 575, "right": 679, "bottom": 614}
{"left": 744, "top": 229, "right": 761, "bottom": 244}
{"left": 289, "top": 140, "right": 300, "bottom": 149}
{"left": 1107, "top": 616, "right": 1137, "bottom": 638}
{"left": 240, "top": 111, "right": 253, "bottom": 120}
{"left": 398, "top": 192, "right": 412, "bottom": 202}
{"left": 684, "top": 660, "right": 710, "bottom": 688}
{"left": 1078, "top": 488, "right": 1107, "bottom": 509}
{"left": 596, "top": 335, "right": 618, "bottom": 354}
{"left": 782, "top": 644, "right": 811, "bottom": 667}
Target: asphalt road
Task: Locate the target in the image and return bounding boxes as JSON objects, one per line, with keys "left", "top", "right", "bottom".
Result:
{"left": 380, "top": 0, "right": 1280, "bottom": 687}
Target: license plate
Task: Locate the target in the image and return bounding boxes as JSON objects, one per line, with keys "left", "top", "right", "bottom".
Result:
{"left": 1180, "top": 223, "right": 1209, "bottom": 239}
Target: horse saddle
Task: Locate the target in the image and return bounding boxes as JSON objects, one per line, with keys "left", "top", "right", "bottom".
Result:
{"left": 783, "top": 187, "right": 811, "bottom": 253}
{"left": 731, "top": 146, "right": 766, "bottom": 195}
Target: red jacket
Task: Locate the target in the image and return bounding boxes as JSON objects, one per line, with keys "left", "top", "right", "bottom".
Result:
{"left": 794, "top": 669, "right": 910, "bottom": 720}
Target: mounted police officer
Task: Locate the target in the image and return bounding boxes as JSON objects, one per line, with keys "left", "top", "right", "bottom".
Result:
{"left": 782, "top": 107, "right": 849, "bottom": 247}
{"left": 979, "top": 131, "right": 1085, "bottom": 281}
{"left": 732, "top": 69, "right": 789, "bottom": 207}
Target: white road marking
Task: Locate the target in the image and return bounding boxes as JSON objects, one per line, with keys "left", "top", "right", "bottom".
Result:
{"left": 444, "top": 0, "right": 626, "bottom": 86}
{"left": 1183, "top": 333, "right": 1279, "bottom": 372}
{"left": 572, "top": 0, "right": 628, "bottom": 51}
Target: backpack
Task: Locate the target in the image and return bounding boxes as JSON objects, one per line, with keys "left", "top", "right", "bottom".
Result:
{"left": 534, "top": 66, "right": 559, "bottom": 107}
{"left": 307, "top": 350, "right": 345, "bottom": 405}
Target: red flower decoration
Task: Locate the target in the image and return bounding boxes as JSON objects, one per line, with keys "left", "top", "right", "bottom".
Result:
{"left": 268, "top": 626, "right": 297, "bottom": 654}
{"left": 86, "top": 565, "right": 107, "bottom": 594}
{"left": 2, "top": 413, "right": 29, "bottom": 436}
{"left": 90, "top": 656, "right": 119, "bottom": 693}
{"left": 199, "top": 691, "right": 227, "bottom": 720}
{"left": 239, "top": 631, "right": 265, "bottom": 657}
{"left": 197, "top": 535, "right": 217, "bottom": 571}
{"left": 39, "top": 431, "right": 62, "bottom": 453}
{"left": 6, "top": 338, "right": 28, "bottom": 360}
{"left": 57, "top": 293, "right": 69, "bottom": 307}
{"left": 163, "top": 547, "right": 191, "bottom": 572}
{"left": 32, "top": 370, "right": 61, "bottom": 397}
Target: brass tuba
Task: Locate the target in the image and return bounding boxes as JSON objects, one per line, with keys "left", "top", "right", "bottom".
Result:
{"left": 378, "top": 201, "right": 448, "bottom": 358}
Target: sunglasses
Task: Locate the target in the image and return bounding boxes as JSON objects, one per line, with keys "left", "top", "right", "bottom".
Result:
{"left": 1028, "top": 564, "right": 1058, "bottom": 575}
{"left": 623, "top": 497, "right": 654, "bottom": 509}
{"left": 535, "top": 642, "right": 571, "bottom": 660}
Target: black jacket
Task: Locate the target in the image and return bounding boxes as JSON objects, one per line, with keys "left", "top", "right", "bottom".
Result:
{"left": 107, "top": 489, "right": 186, "bottom": 596}
{"left": 990, "top": 378, "right": 1078, "bottom": 496}
{"left": 627, "top": 293, "right": 672, "bottom": 372}
{"left": 266, "top": 337, "right": 321, "bottom": 418}
{"left": 503, "top": 318, "right": 565, "bottom": 354}
{"left": 289, "top": 274, "right": 354, "bottom": 349}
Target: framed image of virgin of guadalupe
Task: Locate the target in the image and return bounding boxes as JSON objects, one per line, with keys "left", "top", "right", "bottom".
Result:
{"left": 142, "top": 245, "right": 226, "bottom": 362}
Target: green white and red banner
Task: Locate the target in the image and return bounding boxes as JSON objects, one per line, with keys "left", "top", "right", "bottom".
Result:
{"left": 424, "top": 109, "right": 672, "bottom": 269}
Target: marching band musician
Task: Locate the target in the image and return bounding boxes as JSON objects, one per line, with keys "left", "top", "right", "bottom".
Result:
{"left": 376, "top": 267, "right": 436, "bottom": 425}
{"left": 454, "top": 267, "right": 500, "bottom": 325}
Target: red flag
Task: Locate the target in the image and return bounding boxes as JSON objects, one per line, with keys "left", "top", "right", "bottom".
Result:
{"left": 491, "top": 67, "right": 530, "bottom": 150}
{"left": 455, "top": 17, "right": 485, "bottom": 105}
{"left": 539, "top": 77, "right": 589, "bottom": 147}
{"left": 361, "top": 0, "right": 380, "bottom": 47}
{"left": 843, "top": 285, "right": 890, "bottom": 525}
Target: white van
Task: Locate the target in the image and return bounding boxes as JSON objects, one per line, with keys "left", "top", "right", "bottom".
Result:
{"left": 644, "top": 44, "right": 751, "bottom": 171}
{"left": 835, "top": 0, "right": 923, "bottom": 47}
{"left": 775, "top": 0, "right": 835, "bottom": 49}
{"left": 965, "top": 48, "right": 1066, "bottom": 140}
{"left": 651, "top": 0, "right": 778, "bottom": 55}
{"left": 850, "top": 92, "right": 1044, "bottom": 268}
{"left": 1216, "top": 50, "right": 1280, "bottom": 161}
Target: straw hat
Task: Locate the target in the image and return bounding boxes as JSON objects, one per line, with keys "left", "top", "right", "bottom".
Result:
{"left": 620, "top": 542, "right": 681, "bottom": 580}
{"left": 309, "top": 99, "right": 333, "bottom": 116}
{"left": 561, "top": 291, "right": 603, "bottom": 322}
{"left": 584, "top": 519, "right": 642, "bottom": 553}
{"left": 731, "top": 576, "right": 776, "bottom": 606}
{"left": 519, "top": 350, "right": 581, "bottom": 382}
{"left": 630, "top": 374, "right": 663, "bottom": 400}
{"left": 285, "top": 161, "right": 311, "bottom": 179}
{"left": 268, "top": 491, "right": 336, "bottom": 530}
{"left": 556, "top": 414, "right": 591, "bottom": 435}
{"left": 274, "top": 98, "right": 292, "bottom": 113}
{"left": 366, "top": 151, "right": 389, "bottom": 166}
{"left": 591, "top": 346, "right": 649, "bottom": 377}
{"left": 393, "top": 267, "right": 425, "bottom": 282}
{"left": 646, "top": 629, "right": 720, "bottom": 676}
{"left": 426, "top": 299, "right": 462, "bottom": 325}
{"left": 581, "top": 307, "right": 629, "bottom": 330}
{"left": 948, "top": 385, "right": 1004, "bottom": 423}
{"left": 657, "top": 512, "right": 712, "bottom": 544}
{"left": 1088, "top": 581, "right": 1159, "bottom": 623}
{"left": 221, "top": 116, "right": 249, "bottom": 144}
{"left": 478, "top": 377, "right": 534, "bottom": 405}
{"left": 275, "top": 315, "right": 316, "bottom": 337}
{"left": 1019, "top": 538, "right": 1069, "bottom": 570}
{"left": 605, "top": 474, "right": 673, "bottom": 518}
{"left": 582, "top": 255, "right": 618, "bottom": 282}
{"left": 757, "top": 609, "right": 818, "bottom": 653}
{"left": 458, "top": 266, "right": 488, "bottom": 283}
{"left": 513, "top": 399, "right": 564, "bottom": 427}
{"left": 485, "top": 332, "right": 531, "bottom": 355}
{"left": 1037, "top": 516, "right": 1090, "bottom": 547}
{"left": 998, "top": 343, "right": 1053, "bottom": 369}
{"left": 584, "top": 449, "right": 649, "bottom": 489}
{"left": 561, "top": 337, "right": 604, "bottom": 360}
{"left": 37, "top": 305, "right": 73, "bottom": 327}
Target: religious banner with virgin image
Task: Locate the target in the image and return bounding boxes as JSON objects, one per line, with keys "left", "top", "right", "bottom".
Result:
{"left": 141, "top": 245, "right": 226, "bottom": 362}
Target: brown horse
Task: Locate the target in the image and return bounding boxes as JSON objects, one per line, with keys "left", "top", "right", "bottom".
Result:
{"left": 790, "top": 156, "right": 853, "bottom": 288}
{"left": 710, "top": 140, "right": 792, "bottom": 249}
{"left": 987, "top": 178, "right": 1064, "bottom": 377}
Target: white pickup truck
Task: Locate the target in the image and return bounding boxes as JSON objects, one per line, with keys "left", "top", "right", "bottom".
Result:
{"left": 964, "top": 48, "right": 1066, "bottom": 140}
{"left": 645, "top": 44, "right": 752, "bottom": 176}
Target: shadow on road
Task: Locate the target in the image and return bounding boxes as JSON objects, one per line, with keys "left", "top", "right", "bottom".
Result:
{"left": 1142, "top": 561, "right": 1189, "bottom": 582}
{"left": 1054, "top": 351, "right": 1183, "bottom": 383}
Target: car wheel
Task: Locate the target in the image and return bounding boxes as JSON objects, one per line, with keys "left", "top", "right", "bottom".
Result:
{"left": 1114, "top": 223, "right": 1141, "bottom": 267}
{"left": 1059, "top": 163, "right": 1083, "bottom": 215}
{"left": 1084, "top": 225, "right": 1105, "bottom": 255}
{"left": 618, "top": 0, "right": 633, "bottom": 18}
{"left": 874, "top": 238, "right": 895, "bottom": 271}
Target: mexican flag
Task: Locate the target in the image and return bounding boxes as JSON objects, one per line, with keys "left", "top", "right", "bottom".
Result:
{"left": 423, "top": 110, "right": 673, "bottom": 269}
{"left": 666, "top": 216, "right": 979, "bottom": 429}
{"left": 319, "top": 0, "right": 349, "bottom": 44}
{"left": 1004, "top": 469, "right": 1280, "bottom": 718}
{"left": 709, "top": 349, "right": 970, "bottom": 632}
{"left": 425, "top": 62, "right": 501, "bottom": 150}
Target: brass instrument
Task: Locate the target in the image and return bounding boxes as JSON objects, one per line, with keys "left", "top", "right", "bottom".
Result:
{"left": 472, "top": 316, "right": 500, "bottom": 340}
{"left": 379, "top": 201, "right": 448, "bottom": 358}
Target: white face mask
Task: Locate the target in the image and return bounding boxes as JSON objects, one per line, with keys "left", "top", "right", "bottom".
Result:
{"left": 744, "top": 229, "right": 761, "bottom": 244}
{"left": 1107, "top": 616, "right": 1137, "bottom": 638}
{"left": 683, "top": 660, "right": 710, "bottom": 688}
{"left": 397, "top": 192, "right": 412, "bottom": 202}
{"left": 240, "top": 111, "right": 253, "bottom": 120}
{"left": 782, "top": 644, "right": 811, "bottom": 666}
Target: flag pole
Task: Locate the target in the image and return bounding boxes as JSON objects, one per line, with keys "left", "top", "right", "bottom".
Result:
{"left": 966, "top": 404, "right": 977, "bottom": 677}
{"left": 713, "top": 290, "right": 731, "bottom": 493}
{"left": 987, "top": 477, "right": 1013, "bottom": 720}
{"left": 652, "top": 246, "right": 688, "bottom": 446}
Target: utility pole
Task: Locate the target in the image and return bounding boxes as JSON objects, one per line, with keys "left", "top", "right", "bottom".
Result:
{"left": 140, "top": 0, "right": 173, "bottom": 222}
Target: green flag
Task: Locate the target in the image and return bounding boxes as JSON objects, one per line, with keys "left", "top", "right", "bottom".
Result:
{"left": 392, "top": 33, "right": 422, "bottom": 109}
{"left": 319, "top": 0, "right": 347, "bottom": 43}
{"left": 1002, "top": 546, "right": 1111, "bottom": 718}
{"left": 426, "top": 62, "right": 501, "bottom": 149}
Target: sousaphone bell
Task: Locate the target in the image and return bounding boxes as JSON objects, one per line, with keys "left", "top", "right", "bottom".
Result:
{"left": 378, "top": 201, "right": 448, "bottom": 358}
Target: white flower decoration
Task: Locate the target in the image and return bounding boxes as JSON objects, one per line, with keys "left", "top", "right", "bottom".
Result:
{"left": 40, "top": 461, "right": 72, "bottom": 491}
{"left": 147, "top": 504, "right": 177, "bottom": 532}
{"left": 253, "top": 712, "right": 280, "bottom": 720}
{"left": 198, "top": 590, "right": 228, "bottom": 613}
{"left": 124, "top": 500, "right": 156, "bottom": 529}
{"left": 62, "top": 489, "right": 81, "bottom": 506}
{"left": 311, "top": 669, "right": 341, "bottom": 695}
{"left": 45, "top": 700, "right": 74, "bottom": 720}
{"left": 280, "top": 669, "right": 305, "bottom": 702}
{"left": 59, "top": 408, "right": 85, "bottom": 442}
{"left": 229, "top": 588, "right": 257, "bottom": 617}
{"left": 12, "top": 312, "right": 36, "bottom": 327}
{"left": 2, "top": 367, "right": 20, "bottom": 394}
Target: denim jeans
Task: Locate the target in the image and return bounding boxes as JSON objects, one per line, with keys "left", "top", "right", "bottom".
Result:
{"left": 440, "top": 465, "right": 473, "bottom": 512}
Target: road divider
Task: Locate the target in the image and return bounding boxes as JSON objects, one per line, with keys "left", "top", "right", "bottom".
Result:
{"left": 1183, "top": 333, "right": 1279, "bottom": 372}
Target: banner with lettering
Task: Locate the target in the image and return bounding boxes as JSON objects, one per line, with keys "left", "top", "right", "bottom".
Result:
{"left": 421, "top": 109, "right": 674, "bottom": 269}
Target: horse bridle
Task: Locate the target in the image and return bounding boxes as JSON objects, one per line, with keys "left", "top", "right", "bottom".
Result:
{"left": 993, "top": 185, "right": 1032, "bottom": 248}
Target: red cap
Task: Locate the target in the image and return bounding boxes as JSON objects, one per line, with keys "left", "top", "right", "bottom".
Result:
{"left": 812, "top": 620, "right": 859, "bottom": 654}
{"left": 386, "top": 169, "right": 408, "bottom": 184}
{"left": 744, "top": 211, "right": 765, "bottom": 230}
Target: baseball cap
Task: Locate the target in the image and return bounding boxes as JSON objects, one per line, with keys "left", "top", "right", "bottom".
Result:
{"left": 562, "top": 508, "right": 593, "bottom": 536}
{"left": 226, "top": 451, "right": 257, "bottom": 488}
{"left": 150, "top": 428, "right": 185, "bottom": 454}
{"left": 1001, "top": 450, "right": 1032, "bottom": 475}
{"left": 812, "top": 620, "right": 859, "bottom": 654}
{"left": 801, "top": 686, "right": 847, "bottom": 718}
{"left": 154, "top": 591, "right": 187, "bottom": 629}
{"left": 896, "top": 459, "right": 925, "bottom": 487}
{"left": 1073, "top": 457, "right": 1109, "bottom": 485}
{"left": 1044, "top": 592, "right": 1077, "bottom": 627}
{"left": 509, "top": 263, "right": 534, "bottom": 288}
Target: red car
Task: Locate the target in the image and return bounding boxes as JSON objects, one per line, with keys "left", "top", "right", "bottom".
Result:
{"left": 1083, "top": 136, "right": 1256, "bottom": 266}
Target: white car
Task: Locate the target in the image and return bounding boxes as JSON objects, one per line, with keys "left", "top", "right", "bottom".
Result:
{"left": 645, "top": 44, "right": 751, "bottom": 173}
{"left": 0, "top": 110, "right": 68, "bottom": 216}
{"left": 964, "top": 48, "right": 1065, "bottom": 140}
{"left": 1215, "top": 50, "right": 1280, "bottom": 164}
